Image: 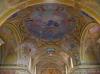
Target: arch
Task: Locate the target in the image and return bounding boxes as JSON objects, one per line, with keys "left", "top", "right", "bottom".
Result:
{"left": 80, "top": 22, "right": 100, "bottom": 64}
{"left": 37, "top": 62, "right": 63, "bottom": 74}
{"left": 0, "top": 0, "right": 100, "bottom": 27}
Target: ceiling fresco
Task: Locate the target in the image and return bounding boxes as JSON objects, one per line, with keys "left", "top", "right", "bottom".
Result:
{"left": 7, "top": 3, "right": 93, "bottom": 43}
{"left": 23, "top": 3, "right": 77, "bottom": 41}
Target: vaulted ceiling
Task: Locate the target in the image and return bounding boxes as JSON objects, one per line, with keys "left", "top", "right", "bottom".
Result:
{"left": 0, "top": 0, "right": 100, "bottom": 72}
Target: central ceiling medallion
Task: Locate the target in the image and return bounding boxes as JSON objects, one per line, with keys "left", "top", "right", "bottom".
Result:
{"left": 24, "top": 3, "right": 77, "bottom": 41}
